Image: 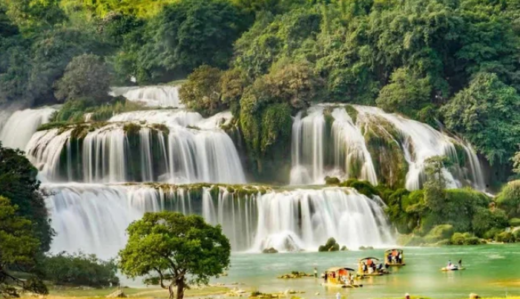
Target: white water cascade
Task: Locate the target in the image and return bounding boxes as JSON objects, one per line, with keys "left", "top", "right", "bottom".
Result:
{"left": 291, "top": 104, "right": 486, "bottom": 191}
{"left": 45, "top": 183, "right": 394, "bottom": 259}
{"left": 26, "top": 110, "right": 245, "bottom": 184}
{"left": 0, "top": 107, "right": 57, "bottom": 150}
{"left": 110, "top": 85, "right": 183, "bottom": 108}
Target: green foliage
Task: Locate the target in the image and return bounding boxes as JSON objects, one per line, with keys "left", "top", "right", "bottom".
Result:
{"left": 441, "top": 73, "right": 520, "bottom": 166}
{"left": 450, "top": 232, "right": 481, "bottom": 245}
{"left": 495, "top": 231, "right": 515, "bottom": 243}
{"left": 424, "top": 224, "right": 454, "bottom": 243}
{"left": 179, "top": 65, "right": 225, "bottom": 117}
{"left": 54, "top": 54, "right": 112, "bottom": 103}
{"left": 0, "top": 143, "right": 52, "bottom": 252}
{"left": 136, "top": 0, "right": 249, "bottom": 82}
{"left": 0, "top": 196, "right": 47, "bottom": 297}
{"left": 471, "top": 207, "right": 509, "bottom": 237}
{"left": 376, "top": 68, "right": 432, "bottom": 120}
{"left": 496, "top": 180, "right": 520, "bottom": 218}
{"left": 423, "top": 156, "right": 448, "bottom": 213}
{"left": 41, "top": 252, "right": 119, "bottom": 287}
{"left": 119, "top": 212, "right": 230, "bottom": 299}
{"left": 50, "top": 98, "right": 146, "bottom": 123}
{"left": 318, "top": 237, "right": 340, "bottom": 252}
{"left": 510, "top": 218, "right": 520, "bottom": 227}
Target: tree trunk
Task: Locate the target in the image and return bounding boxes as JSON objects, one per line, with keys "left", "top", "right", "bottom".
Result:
{"left": 176, "top": 280, "right": 185, "bottom": 299}
{"left": 168, "top": 284, "right": 174, "bottom": 299}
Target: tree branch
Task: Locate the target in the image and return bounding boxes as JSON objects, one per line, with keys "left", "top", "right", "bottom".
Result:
{"left": 154, "top": 268, "right": 167, "bottom": 289}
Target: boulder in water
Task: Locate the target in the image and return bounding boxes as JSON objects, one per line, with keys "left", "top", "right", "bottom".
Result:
{"left": 262, "top": 247, "right": 278, "bottom": 254}
{"left": 318, "top": 238, "right": 340, "bottom": 252}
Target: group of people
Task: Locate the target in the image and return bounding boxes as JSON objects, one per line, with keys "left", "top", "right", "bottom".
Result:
{"left": 446, "top": 259, "right": 462, "bottom": 270}
{"left": 361, "top": 259, "right": 384, "bottom": 274}
{"left": 321, "top": 268, "right": 355, "bottom": 286}
{"left": 387, "top": 249, "right": 403, "bottom": 264}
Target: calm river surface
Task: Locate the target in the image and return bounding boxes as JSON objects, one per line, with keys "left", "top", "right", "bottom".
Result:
{"left": 216, "top": 245, "right": 520, "bottom": 299}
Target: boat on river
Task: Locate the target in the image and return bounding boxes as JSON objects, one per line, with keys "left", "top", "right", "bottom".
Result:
{"left": 322, "top": 267, "right": 362, "bottom": 288}
{"left": 384, "top": 249, "right": 406, "bottom": 266}
{"left": 441, "top": 266, "right": 465, "bottom": 271}
{"left": 357, "top": 257, "right": 388, "bottom": 276}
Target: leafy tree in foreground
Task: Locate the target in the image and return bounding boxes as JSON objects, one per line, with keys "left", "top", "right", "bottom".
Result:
{"left": 0, "top": 196, "right": 48, "bottom": 297}
{"left": 54, "top": 54, "right": 112, "bottom": 103}
{"left": 119, "top": 212, "right": 231, "bottom": 299}
{"left": 0, "top": 143, "right": 52, "bottom": 252}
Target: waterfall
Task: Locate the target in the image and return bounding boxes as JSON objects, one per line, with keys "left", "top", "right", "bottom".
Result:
{"left": 0, "top": 107, "right": 57, "bottom": 150}
{"left": 44, "top": 183, "right": 394, "bottom": 259}
{"left": 110, "top": 86, "right": 183, "bottom": 108}
{"left": 26, "top": 110, "right": 246, "bottom": 184}
{"left": 290, "top": 104, "right": 486, "bottom": 191}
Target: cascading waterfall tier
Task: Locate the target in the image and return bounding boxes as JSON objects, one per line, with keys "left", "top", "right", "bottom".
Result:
{"left": 26, "top": 110, "right": 245, "bottom": 184}
{"left": 0, "top": 106, "right": 57, "bottom": 150}
{"left": 44, "top": 183, "right": 394, "bottom": 259}
{"left": 290, "top": 104, "right": 486, "bottom": 191}
{"left": 109, "top": 85, "right": 183, "bottom": 108}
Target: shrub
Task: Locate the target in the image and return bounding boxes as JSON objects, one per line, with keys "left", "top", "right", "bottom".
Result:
{"left": 318, "top": 238, "right": 340, "bottom": 252}
{"left": 509, "top": 218, "right": 520, "bottom": 227}
{"left": 495, "top": 232, "right": 515, "bottom": 243}
{"left": 424, "top": 225, "right": 454, "bottom": 243}
{"left": 483, "top": 228, "right": 503, "bottom": 240}
{"left": 42, "top": 252, "right": 119, "bottom": 287}
{"left": 450, "top": 233, "right": 480, "bottom": 245}
{"left": 54, "top": 54, "right": 112, "bottom": 103}
{"left": 513, "top": 230, "right": 520, "bottom": 242}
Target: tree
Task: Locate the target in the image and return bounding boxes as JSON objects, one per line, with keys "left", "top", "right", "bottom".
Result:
{"left": 423, "top": 156, "right": 448, "bottom": 213}
{"left": 441, "top": 73, "right": 520, "bottom": 165}
{"left": 54, "top": 54, "right": 112, "bottom": 102}
{"left": 0, "top": 196, "right": 48, "bottom": 297}
{"left": 376, "top": 68, "right": 432, "bottom": 120}
{"left": 137, "top": 0, "right": 249, "bottom": 82}
{"left": 179, "top": 66, "right": 224, "bottom": 117}
{"left": 0, "top": 143, "right": 53, "bottom": 252}
{"left": 42, "top": 252, "right": 119, "bottom": 287}
{"left": 496, "top": 180, "right": 520, "bottom": 218}
{"left": 119, "top": 212, "right": 231, "bottom": 299}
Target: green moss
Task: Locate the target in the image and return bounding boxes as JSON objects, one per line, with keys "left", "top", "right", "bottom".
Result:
{"left": 362, "top": 116, "right": 408, "bottom": 188}
{"left": 123, "top": 123, "right": 142, "bottom": 135}
{"left": 150, "top": 124, "right": 170, "bottom": 135}
{"left": 345, "top": 105, "right": 358, "bottom": 123}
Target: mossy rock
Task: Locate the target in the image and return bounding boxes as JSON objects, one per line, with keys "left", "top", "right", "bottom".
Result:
{"left": 318, "top": 238, "right": 340, "bottom": 252}
{"left": 325, "top": 176, "right": 341, "bottom": 185}
{"left": 262, "top": 247, "right": 278, "bottom": 254}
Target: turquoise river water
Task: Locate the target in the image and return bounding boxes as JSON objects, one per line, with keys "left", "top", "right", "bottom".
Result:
{"left": 215, "top": 245, "right": 520, "bottom": 299}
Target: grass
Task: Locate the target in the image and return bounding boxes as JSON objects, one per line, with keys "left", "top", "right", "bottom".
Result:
{"left": 37, "top": 285, "right": 230, "bottom": 299}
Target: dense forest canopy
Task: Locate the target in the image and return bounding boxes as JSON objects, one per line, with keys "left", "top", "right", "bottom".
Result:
{"left": 2, "top": 0, "right": 520, "bottom": 182}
